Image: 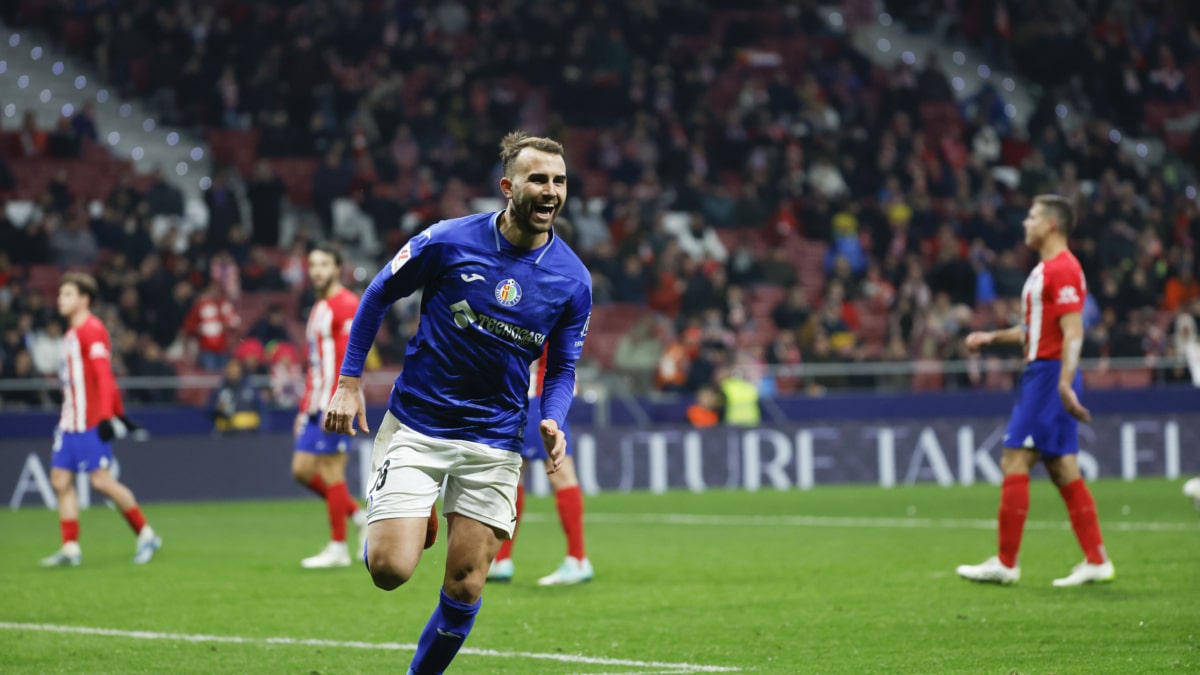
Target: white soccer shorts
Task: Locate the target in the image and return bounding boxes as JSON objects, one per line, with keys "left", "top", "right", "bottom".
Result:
{"left": 367, "top": 411, "right": 522, "bottom": 537}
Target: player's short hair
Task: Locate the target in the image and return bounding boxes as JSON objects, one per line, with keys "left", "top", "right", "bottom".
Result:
{"left": 60, "top": 271, "right": 98, "bottom": 301}
{"left": 1034, "top": 194, "right": 1075, "bottom": 235}
{"left": 499, "top": 131, "right": 564, "bottom": 178}
{"left": 310, "top": 243, "right": 343, "bottom": 267}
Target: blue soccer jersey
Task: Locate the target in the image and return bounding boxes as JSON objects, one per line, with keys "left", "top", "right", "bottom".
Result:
{"left": 341, "top": 211, "right": 592, "bottom": 452}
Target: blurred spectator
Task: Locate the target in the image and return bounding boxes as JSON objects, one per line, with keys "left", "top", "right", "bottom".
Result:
{"left": 668, "top": 212, "right": 728, "bottom": 264}
{"left": 18, "top": 110, "right": 47, "bottom": 157}
{"left": 249, "top": 304, "right": 291, "bottom": 347}
{"left": 28, "top": 317, "right": 65, "bottom": 374}
{"left": 145, "top": 167, "right": 185, "bottom": 217}
{"left": 47, "top": 115, "right": 82, "bottom": 158}
{"left": 127, "top": 342, "right": 178, "bottom": 405}
{"left": 686, "top": 386, "right": 723, "bottom": 427}
{"left": 1163, "top": 265, "right": 1199, "bottom": 312}
{"left": 182, "top": 281, "right": 240, "bottom": 372}
{"left": 247, "top": 160, "right": 286, "bottom": 247}
{"left": 49, "top": 213, "right": 99, "bottom": 266}
{"left": 0, "top": 349, "right": 45, "bottom": 408}
{"left": 203, "top": 169, "right": 242, "bottom": 253}
{"left": 71, "top": 102, "right": 98, "bottom": 143}
{"left": 208, "top": 359, "right": 264, "bottom": 433}
{"left": 613, "top": 317, "right": 664, "bottom": 393}
{"left": 267, "top": 341, "right": 303, "bottom": 410}
{"left": 772, "top": 286, "right": 813, "bottom": 332}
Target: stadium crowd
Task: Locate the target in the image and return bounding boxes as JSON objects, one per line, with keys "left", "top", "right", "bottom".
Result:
{"left": 2, "top": 0, "right": 1200, "bottom": 410}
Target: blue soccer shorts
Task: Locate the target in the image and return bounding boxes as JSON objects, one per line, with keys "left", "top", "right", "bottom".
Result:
{"left": 519, "top": 396, "right": 573, "bottom": 462}
{"left": 1004, "top": 359, "right": 1083, "bottom": 456}
{"left": 50, "top": 427, "right": 114, "bottom": 473}
{"left": 295, "top": 416, "right": 351, "bottom": 455}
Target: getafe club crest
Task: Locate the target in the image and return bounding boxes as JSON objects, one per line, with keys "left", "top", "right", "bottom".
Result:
{"left": 494, "top": 278, "right": 522, "bottom": 307}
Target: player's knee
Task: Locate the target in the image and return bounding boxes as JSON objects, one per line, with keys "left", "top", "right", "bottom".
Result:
{"left": 87, "top": 472, "right": 112, "bottom": 491}
{"left": 368, "top": 554, "right": 413, "bottom": 591}
{"left": 50, "top": 473, "right": 73, "bottom": 494}
{"left": 291, "top": 466, "right": 313, "bottom": 483}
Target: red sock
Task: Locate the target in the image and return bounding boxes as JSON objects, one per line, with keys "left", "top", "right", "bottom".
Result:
{"left": 122, "top": 506, "right": 147, "bottom": 535}
{"left": 556, "top": 485, "right": 586, "bottom": 561}
{"left": 495, "top": 484, "right": 524, "bottom": 561}
{"left": 61, "top": 519, "right": 79, "bottom": 544}
{"left": 342, "top": 488, "right": 360, "bottom": 517}
{"left": 326, "top": 481, "right": 350, "bottom": 543}
{"left": 304, "top": 475, "right": 328, "bottom": 498}
{"left": 997, "top": 474, "right": 1029, "bottom": 568}
{"left": 1059, "top": 478, "right": 1107, "bottom": 564}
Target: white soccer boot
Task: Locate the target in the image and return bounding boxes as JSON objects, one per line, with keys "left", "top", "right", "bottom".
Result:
{"left": 133, "top": 526, "right": 162, "bottom": 564}
{"left": 537, "top": 557, "right": 594, "bottom": 586}
{"left": 301, "top": 542, "right": 351, "bottom": 568}
{"left": 956, "top": 556, "right": 1019, "bottom": 584}
{"left": 41, "top": 541, "right": 82, "bottom": 567}
{"left": 1052, "top": 559, "right": 1115, "bottom": 587}
{"left": 487, "top": 558, "right": 514, "bottom": 582}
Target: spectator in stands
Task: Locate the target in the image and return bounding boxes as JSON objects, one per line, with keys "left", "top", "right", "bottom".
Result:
{"left": 203, "top": 168, "right": 242, "bottom": 253}
{"left": 127, "top": 342, "right": 178, "bottom": 405}
{"left": 249, "top": 304, "right": 291, "bottom": 348}
{"left": 71, "top": 102, "right": 98, "bottom": 143}
{"left": 267, "top": 341, "right": 303, "bottom": 410}
{"left": 247, "top": 160, "right": 286, "bottom": 247}
{"left": 0, "top": 349, "right": 45, "bottom": 408}
{"left": 208, "top": 358, "right": 265, "bottom": 433}
{"left": 613, "top": 317, "right": 664, "bottom": 394}
{"left": 182, "top": 280, "right": 240, "bottom": 372}
{"left": 1163, "top": 263, "right": 1199, "bottom": 312}
{"left": 43, "top": 169, "right": 73, "bottom": 215}
{"left": 772, "top": 286, "right": 813, "bottom": 332}
{"left": 0, "top": 155, "right": 14, "bottom": 193}
{"left": 18, "top": 110, "right": 47, "bottom": 157}
{"left": 47, "top": 115, "right": 82, "bottom": 159}
{"left": 760, "top": 247, "right": 799, "bottom": 287}
{"left": 49, "top": 212, "right": 99, "bottom": 267}
{"left": 686, "top": 386, "right": 722, "bottom": 427}
{"left": 610, "top": 255, "right": 649, "bottom": 304}
{"left": 145, "top": 167, "right": 185, "bottom": 217}
{"left": 669, "top": 212, "right": 728, "bottom": 264}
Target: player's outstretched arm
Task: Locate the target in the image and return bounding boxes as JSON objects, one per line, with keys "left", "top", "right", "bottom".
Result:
{"left": 324, "top": 376, "right": 370, "bottom": 436}
{"left": 964, "top": 325, "right": 1024, "bottom": 350}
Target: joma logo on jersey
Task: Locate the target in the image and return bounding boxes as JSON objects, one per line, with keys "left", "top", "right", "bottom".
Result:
{"left": 1056, "top": 286, "right": 1080, "bottom": 305}
{"left": 494, "top": 278, "right": 522, "bottom": 307}
{"left": 450, "top": 300, "right": 545, "bottom": 347}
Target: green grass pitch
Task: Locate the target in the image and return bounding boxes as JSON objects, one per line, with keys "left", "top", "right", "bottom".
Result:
{"left": 2, "top": 480, "right": 1198, "bottom": 674}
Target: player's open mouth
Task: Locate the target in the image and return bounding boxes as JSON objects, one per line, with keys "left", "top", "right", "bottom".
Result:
{"left": 533, "top": 203, "right": 556, "bottom": 221}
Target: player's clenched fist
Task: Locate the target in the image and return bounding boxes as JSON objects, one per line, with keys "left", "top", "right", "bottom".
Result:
{"left": 324, "top": 376, "right": 370, "bottom": 436}
{"left": 539, "top": 419, "right": 566, "bottom": 474}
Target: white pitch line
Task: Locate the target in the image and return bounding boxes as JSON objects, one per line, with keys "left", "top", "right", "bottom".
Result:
{"left": 0, "top": 623, "right": 740, "bottom": 673}
{"left": 521, "top": 512, "right": 1200, "bottom": 533}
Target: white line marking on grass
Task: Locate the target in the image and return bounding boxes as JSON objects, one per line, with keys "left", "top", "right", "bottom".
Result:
{"left": 0, "top": 622, "right": 740, "bottom": 673}
{"left": 522, "top": 512, "right": 1200, "bottom": 533}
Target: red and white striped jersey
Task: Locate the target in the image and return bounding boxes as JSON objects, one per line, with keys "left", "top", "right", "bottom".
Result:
{"left": 59, "top": 314, "right": 123, "bottom": 432}
{"left": 1021, "top": 249, "right": 1086, "bottom": 362}
{"left": 300, "top": 288, "right": 359, "bottom": 415}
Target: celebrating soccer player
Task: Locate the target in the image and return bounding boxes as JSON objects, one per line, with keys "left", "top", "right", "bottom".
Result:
{"left": 291, "top": 244, "right": 370, "bottom": 568}
{"left": 487, "top": 347, "right": 592, "bottom": 586}
{"left": 325, "top": 131, "right": 591, "bottom": 674}
{"left": 956, "top": 194, "right": 1114, "bottom": 587}
{"left": 41, "top": 273, "right": 162, "bottom": 567}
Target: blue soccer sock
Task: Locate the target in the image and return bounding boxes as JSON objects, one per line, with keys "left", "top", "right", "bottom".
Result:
{"left": 408, "top": 588, "right": 481, "bottom": 675}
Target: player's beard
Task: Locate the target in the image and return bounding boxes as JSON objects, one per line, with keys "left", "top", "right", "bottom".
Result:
{"left": 313, "top": 277, "right": 334, "bottom": 298}
{"left": 511, "top": 191, "right": 558, "bottom": 236}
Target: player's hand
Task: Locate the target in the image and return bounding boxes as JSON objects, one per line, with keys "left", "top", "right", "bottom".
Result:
{"left": 1058, "top": 382, "right": 1092, "bottom": 423}
{"left": 539, "top": 419, "right": 566, "bottom": 474}
{"left": 964, "top": 331, "right": 994, "bottom": 351}
{"left": 324, "top": 377, "right": 370, "bottom": 436}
